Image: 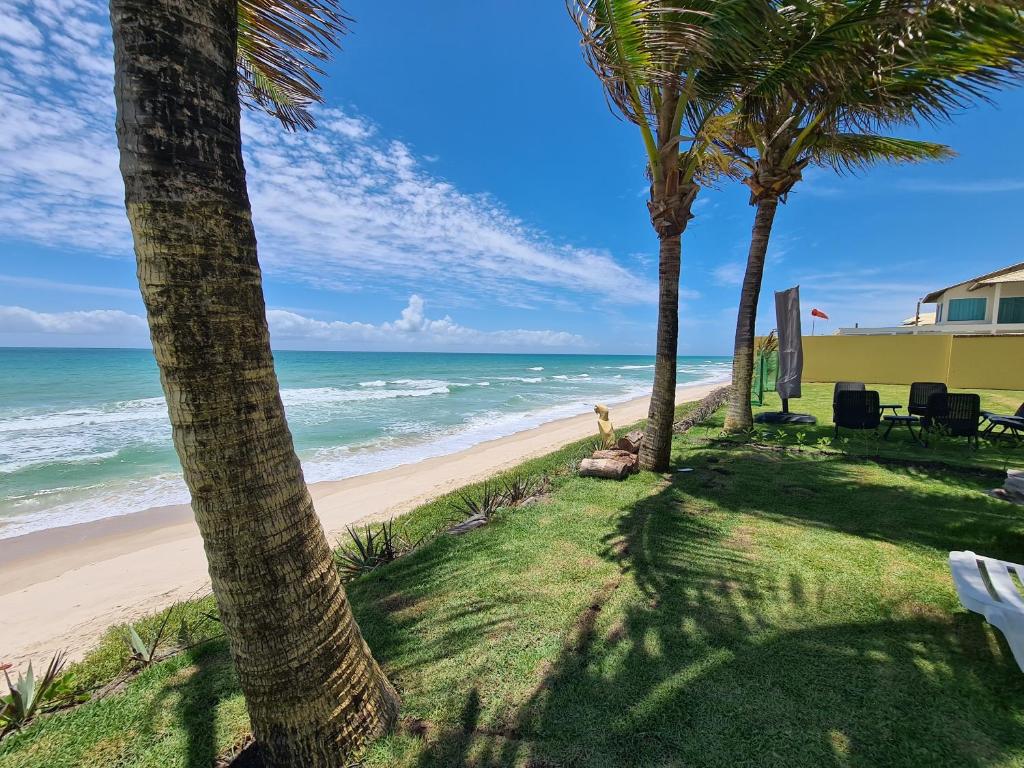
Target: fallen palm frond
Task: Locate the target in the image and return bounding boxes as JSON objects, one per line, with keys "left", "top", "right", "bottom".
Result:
{"left": 673, "top": 385, "right": 732, "bottom": 433}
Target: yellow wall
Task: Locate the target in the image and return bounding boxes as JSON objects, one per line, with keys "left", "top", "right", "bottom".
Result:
{"left": 798, "top": 334, "right": 1024, "bottom": 390}
{"left": 802, "top": 335, "right": 951, "bottom": 384}
{"left": 947, "top": 336, "right": 1024, "bottom": 390}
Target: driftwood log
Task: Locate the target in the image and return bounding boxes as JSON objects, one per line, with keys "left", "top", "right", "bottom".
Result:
{"left": 580, "top": 386, "right": 730, "bottom": 480}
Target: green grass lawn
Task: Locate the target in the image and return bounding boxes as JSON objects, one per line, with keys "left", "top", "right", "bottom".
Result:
{"left": 3, "top": 386, "right": 1023, "bottom": 768}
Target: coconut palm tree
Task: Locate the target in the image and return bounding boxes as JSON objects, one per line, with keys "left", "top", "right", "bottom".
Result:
{"left": 721, "top": 0, "right": 1024, "bottom": 431}
{"left": 108, "top": 0, "right": 399, "bottom": 764}
{"left": 569, "top": 0, "right": 766, "bottom": 470}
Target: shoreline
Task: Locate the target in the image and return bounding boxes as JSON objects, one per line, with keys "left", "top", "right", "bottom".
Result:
{"left": 0, "top": 380, "right": 723, "bottom": 666}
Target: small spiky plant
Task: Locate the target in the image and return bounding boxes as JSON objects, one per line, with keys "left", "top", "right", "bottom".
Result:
{"left": 335, "top": 520, "right": 416, "bottom": 580}
{"left": 1, "top": 651, "right": 78, "bottom": 736}
{"left": 455, "top": 482, "right": 507, "bottom": 521}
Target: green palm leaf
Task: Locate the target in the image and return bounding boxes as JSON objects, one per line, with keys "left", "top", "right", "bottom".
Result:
{"left": 569, "top": 0, "right": 774, "bottom": 181}
{"left": 236, "top": 0, "right": 350, "bottom": 131}
{"left": 803, "top": 133, "right": 955, "bottom": 173}
{"left": 863, "top": 2, "right": 1024, "bottom": 127}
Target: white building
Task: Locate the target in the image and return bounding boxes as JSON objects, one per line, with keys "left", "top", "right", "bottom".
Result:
{"left": 839, "top": 262, "right": 1024, "bottom": 336}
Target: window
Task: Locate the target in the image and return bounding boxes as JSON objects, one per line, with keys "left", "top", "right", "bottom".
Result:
{"left": 936, "top": 304, "right": 943, "bottom": 323}
{"left": 947, "top": 297, "right": 986, "bottom": 321}
{"left": 998, "top": 296, "right": 1024, "bottom": 324}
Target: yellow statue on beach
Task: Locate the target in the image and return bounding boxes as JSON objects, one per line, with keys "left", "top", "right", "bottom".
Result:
{"left": 594, "top": 404, "right": 615, "bottom": 449}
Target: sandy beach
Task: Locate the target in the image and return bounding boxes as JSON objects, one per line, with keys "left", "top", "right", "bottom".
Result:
{"left": 0, "top": 381, "right": 721, "bottom": 667}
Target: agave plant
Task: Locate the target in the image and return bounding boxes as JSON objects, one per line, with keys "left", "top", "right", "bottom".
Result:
{"left": 335, "top": 519, "right": 417, "bottom": 580}
{"left": 1, "top": 651, "right": 80, "bottom": 736}
{"left": 455, "top": 482, "right": 508, "bottom": 521}
{"left": 124, "top": 606, "right": 178, "bottom": 667}
{"left": 500, "top": 474, "right": 544, "bottom": 506}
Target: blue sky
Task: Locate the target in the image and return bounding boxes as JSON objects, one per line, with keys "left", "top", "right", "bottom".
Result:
{"left": 1, "top": 0, "right": 1022, "bottom": 354}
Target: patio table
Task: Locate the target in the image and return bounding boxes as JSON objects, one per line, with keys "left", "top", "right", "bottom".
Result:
{"left": 883, "top": 414, "right": 923, "bottom": 445}
{"left": 879, "top": 403, "right": 901, "bottom": 416}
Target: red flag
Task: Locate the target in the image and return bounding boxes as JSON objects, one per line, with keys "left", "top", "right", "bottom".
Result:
{"left": 811, "top": 308, "right": 829, "bottom": 320}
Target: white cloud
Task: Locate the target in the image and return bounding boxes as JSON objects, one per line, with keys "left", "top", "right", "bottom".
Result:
{"left": 0, "top": 296, "right": 586, "bottom": 352}
{"left": 0, "top": 305, "right": 147, "bottom": 335}
{"left": 0, "top": 0, "right": 654, "bottom": 309}
{"left": 0, "top": 273, "right": 139, "bottom": 298}
{"left": 712, "top": 262, "right": 745, "bottom": 287}
{"left": 0, "top": 12, "right": 43, "bottom": 45}
{"left": 267, "top": 295, "right": 587, "bottom": 351}
{"left": 759, "top": 266, "right": 929, "bottom": 332}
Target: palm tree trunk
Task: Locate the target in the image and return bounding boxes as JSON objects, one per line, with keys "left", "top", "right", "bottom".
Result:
{"left": 724, "top": 196, "right": 780, "bottom": 432}
{"left": 639, "top": 231, "right": 681, "bottom": 471}
{"left": 109, "top": 1, "right": 399, "bottom": 764}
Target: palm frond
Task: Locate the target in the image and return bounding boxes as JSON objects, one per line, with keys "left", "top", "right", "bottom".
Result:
{"left": 569, "top": 0, "right": 772, "bottom": 124}
{"left": 803, "top": 133, "right": 955, "bottom": 173}
{"left": 236, "top": 0, "right": 350, "bottom": 131}
{"left": 744, "top": 0, "right": 901, "bottom": 115}
{"left": 860, "top": 1, "right": 1024, "bottom": 128}
{"left": 747, "top": 0, "right": 1024, "bottom": 130}
{"left": 568, "top": 0, "right": 708, "bottom": 125}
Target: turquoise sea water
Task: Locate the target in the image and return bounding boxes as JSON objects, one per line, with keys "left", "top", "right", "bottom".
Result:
{"left": 0, "top": 348, "right": 730, "bottom": 538}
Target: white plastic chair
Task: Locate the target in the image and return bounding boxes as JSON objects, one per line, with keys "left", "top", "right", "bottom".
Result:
{"left": 949, "top": 550, "right": 1024, "bottom": 671}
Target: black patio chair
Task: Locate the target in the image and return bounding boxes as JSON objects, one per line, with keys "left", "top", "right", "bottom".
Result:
{"left": 833, "top": 381, "right": 866, "bottom": 422}
{"left": 908, "top": 382, "right": 947, "bottom": 418}
{"left": 833, "top": 381, "right": 865, "bottom": 404}
{"left": 982, "top": 402, "right": 1024, "bottom": 442}
{"left": 834, "top": 390, "right": 881, "bottom": 436}
{"left": 924, "top": 392, "right": 981, "bottom": 448}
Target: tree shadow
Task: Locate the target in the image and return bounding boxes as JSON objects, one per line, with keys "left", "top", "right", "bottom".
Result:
{"left": 678, "top": 445, "right": 1024, "bottom": 560}
{"left": 349, "top": 529, "right": 520, "bottom": 676}
{"left": 406, "top": 462, "right": 1024, "bottom": 767}
{"left": 139, "top": 640, "right": 241, "bottom": 768}
{"left": 141, "top": 436, "right": 1023, "bottom": 768}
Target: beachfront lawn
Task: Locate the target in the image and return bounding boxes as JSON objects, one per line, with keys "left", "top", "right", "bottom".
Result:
{"left": 3, "top": 390, "right": 1024, "bottom": 767}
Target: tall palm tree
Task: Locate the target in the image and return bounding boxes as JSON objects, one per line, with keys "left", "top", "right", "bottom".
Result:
{"left": 569, "top": 0, "right": 765, "bottom": 470}
{"left": 721, "top": 0, "right": 1024, "bottom": 431}
{"left": 108, "top": 0, "right": 399, "bottom": 764}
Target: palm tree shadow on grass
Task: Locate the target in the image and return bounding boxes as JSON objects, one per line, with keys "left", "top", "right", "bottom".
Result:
{"left": 349, "top": 532, "right": 518, "bottom": 676}
{"left": 679, "top": 445, "right": 1024, "bottom": 561}
{"left": 410, "top": 461, "right": 1024, "bottom": 767}
{"left": 127, "top": 520, "right": 512, "bottom": 768}
{"left": 139, "top": 640, "right": 241, "bottom": 768}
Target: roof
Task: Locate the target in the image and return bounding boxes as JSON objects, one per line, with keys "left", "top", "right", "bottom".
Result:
{"left": 902, "top": 312, "right": 936, "bottom": 326}
{"left": 922, "top": 262, "right": 1024, "bottom": 303}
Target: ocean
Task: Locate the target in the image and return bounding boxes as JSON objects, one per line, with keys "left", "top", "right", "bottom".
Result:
{"left": 0, "top": 348, "right": 730, "bottom": 539}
